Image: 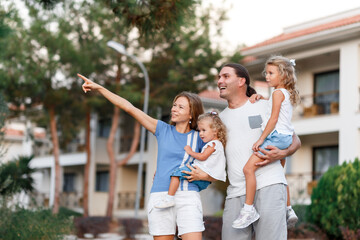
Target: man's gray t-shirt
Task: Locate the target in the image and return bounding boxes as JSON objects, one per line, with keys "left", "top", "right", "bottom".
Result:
{"left": 220, "top": 100, "right": 287, "bottom": 199}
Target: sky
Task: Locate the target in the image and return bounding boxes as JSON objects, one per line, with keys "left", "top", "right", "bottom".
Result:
{"left": 209, "top": 0, "right": 360, "bottom": 51}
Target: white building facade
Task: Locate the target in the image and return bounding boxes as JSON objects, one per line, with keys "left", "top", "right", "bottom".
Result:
{"left": 240, "top": 8, "right": 360, "bottom": 203}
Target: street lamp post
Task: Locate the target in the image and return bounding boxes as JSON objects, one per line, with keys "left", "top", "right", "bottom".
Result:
{"left": 107, "top": 41, "right": 150, "bottom": 217}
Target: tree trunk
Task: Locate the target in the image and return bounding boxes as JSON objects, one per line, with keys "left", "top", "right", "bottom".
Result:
{"left": 106, "top": 106, "right": 120, "bottom": 217}
{"left": 106, "top": 58, "right": 122, "bottom": 218}
{"left": 49, "top": 106, "right": 61, "bottom": 214}
{"left": 83, "top": 110, "right": 91, "bottom": 217}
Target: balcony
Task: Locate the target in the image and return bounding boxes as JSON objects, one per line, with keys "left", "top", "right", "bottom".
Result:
{"left": 117, "top": 191, "right": 144, "bottom": 210}
{"left": 60, "top": 192, "right": 83, "bottom": 209}
{"left": 286, "top": 172, "right": 323, "bottom": 204}
{"left": 28, "top": 191, "right": 83, "bottom": 210}
{"left": 293, "top": 90, "right": 339, "bottom": 120}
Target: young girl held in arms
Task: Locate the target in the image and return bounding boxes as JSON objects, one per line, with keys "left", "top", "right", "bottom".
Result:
{"left": 232, "top": 56, "right": 300, "bottom": 229}
{"left": 155, "top": 112, "right": 227, "bottom": 209}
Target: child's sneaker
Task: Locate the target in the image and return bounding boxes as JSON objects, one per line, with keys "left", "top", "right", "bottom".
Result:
{"left": 286, "top": 208, "right": 298, "bottom": 228}
{"left": 232, "top": 207, "right": 260, "bottom": 229}
{"left": 154, "top": 197, "right": 175, "bottom": 209}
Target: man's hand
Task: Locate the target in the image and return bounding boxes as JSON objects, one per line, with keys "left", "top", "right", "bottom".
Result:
{"left": 255, "top": 133, "right": 301, "bottom": 166}
{"left": 254, "top": 145, "right": 287, "bottom": 166}
{"left": 182, "top": 164, "right": 215, "bottom": 182}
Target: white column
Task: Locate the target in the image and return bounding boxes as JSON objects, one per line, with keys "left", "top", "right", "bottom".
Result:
{"left": 88, "top": 113, "right": 97, "bottom": 215}
{"left": 49, "top": 162, "right": 55, "bottom": 206}
{"left": 339, "top": 42, "right": 360, "bottom": 163}
{"left": 22, "top": 120, "right": 33, "bottom": 156}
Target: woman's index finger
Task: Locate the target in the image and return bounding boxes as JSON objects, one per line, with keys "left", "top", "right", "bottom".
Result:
{"left": 77, "top": 73, "right": 88, "bottom": 82}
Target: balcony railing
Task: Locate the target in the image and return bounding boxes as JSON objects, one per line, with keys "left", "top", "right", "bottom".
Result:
{"left": 285, "top": 172, "right": 323, "bottom": 204}
{"left": 28, "top": 191, "right": 83, "bottom": 209}
{"left": 117, "top": 191, "right": 144, "bottom": 209}
{"left": 60, "top": 191, "right": 83, "bottom": 209}
{"left": 293, "top": 90, "right": 339, "bottom": 119}
{"left": 29, "top": 192, "right": 50, "bottom": 208}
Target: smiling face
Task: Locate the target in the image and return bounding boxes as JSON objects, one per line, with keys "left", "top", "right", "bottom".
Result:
{"left": 198, "top": 118, "right": 217, "bottom": 143}
{"left": 170, "top": 96, "right": 192, "bottom": 124}
{"left": 265, "top": 64, "right": 282, "bottom": 88}
{"left": 217, "top": 66, "right": 243, "bottom": 100}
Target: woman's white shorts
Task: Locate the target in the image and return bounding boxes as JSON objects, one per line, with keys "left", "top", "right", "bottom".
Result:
{"left": 147, "top": 191, "right": 204, "bottom": 236}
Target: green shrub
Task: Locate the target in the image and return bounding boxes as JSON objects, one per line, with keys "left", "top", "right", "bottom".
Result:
{"left": 0, "top": 206, "right": 74, "bottom": 240}
{"left": 307, "top": 158, "right": 360, "bottom": 238}
{"left": 58, "top": 206, "right": 82, "bottom": 218}
{"left": 0, "top": 155, "right": 35, "bottom": 196}
{"left": 292, "top": 204, "right": 307, "bottom": 226}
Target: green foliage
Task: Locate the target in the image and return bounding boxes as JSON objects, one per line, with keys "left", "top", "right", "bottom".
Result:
{"left": 0, "top": 93, "right": 9, "bottom": 158}
{"left": 105, "top": 0, "right": 199, "bottom": 38}
{"left": 2, "top": 0, "right": 233, "bottom": 152}
{"left": 0, "top": 8, "right": 13, "bottom": 56}
{"left": 292, "top": 204, "right": 307, "bottom": 227}
{"left": 145, "top": 5, "right": 226, "bottom": 110}
{"left": 58, "top": 206, "right": 83, "bottom": 218}
{"left": 307, "top": 158, "right": 360, "bottom": 238}
{"left": 0, "top": 206, "right": 74, "bottom": 240}
{"left": 0, "top": 155, "right": 35, "bottom": 196}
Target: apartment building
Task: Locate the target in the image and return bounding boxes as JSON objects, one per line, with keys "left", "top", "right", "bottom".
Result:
{"left": 239, "top": 8, "right": 360, "bottom": 203}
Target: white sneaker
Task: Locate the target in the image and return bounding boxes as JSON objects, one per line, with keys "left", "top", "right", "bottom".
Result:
{"left": 286, "top": 208, "right": 298, "bottom": 228}
{"left": 154, "top": 197, "right": 175, "bottom": 209}
{"left": 232, "top": 208, "right": 260, "bottom": 229}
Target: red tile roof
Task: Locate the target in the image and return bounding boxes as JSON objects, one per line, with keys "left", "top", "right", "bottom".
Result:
{"left": 242, "top": 14, "right": 360, "bottom": 51}
{"left": 4, "top": 128, "right": 24, "bottom": 137}
{"left": 3, "top": 127, "right": 46, "bottom": 139}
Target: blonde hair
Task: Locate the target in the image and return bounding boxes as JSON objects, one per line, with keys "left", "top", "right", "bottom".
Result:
{"left": 198, "top": 111, "right": 227, "bottom": 148}
{"left": 170, "top": 91, "right": 204, "bottom": 130}
{"left": 264, "top": 55, "right": 300, "bottom": 105}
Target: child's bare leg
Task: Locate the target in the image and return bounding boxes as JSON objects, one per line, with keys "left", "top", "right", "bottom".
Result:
{"left": 243, "top": 154, "right": 262, "bottom": 205}
{"left": 280, "top": 159, "right": 291, "bottom": 206}
{"left": 280, "top": 158, "right": 286, "bottom": 167}
{"left": 232, "top": 154, "right": 262, "bottom": 228}
{"left": 168, "top": 176, "right": 180, "bottom": 196}
{"left": 154, "top": 177, "right": 179, "bottom": 209}
{"left": 286, "top": 185, "right": 291, "bottom": 206}
{"left": 279, "top": 158, "right": 298, "bottom": 227}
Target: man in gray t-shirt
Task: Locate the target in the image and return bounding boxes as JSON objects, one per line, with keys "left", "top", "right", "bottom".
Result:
{"left": 185, "top": 63, "right": 300, "bottom": 240}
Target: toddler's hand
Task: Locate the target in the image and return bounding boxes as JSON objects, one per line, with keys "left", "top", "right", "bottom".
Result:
{"left": 184, "top": 145, "right": 192, "bottom": 154}
{"left": 249, "top": 94, "right": 263, "bottom": 103}
{"left": 252, "top": 139, "right": 264, "bottom": 152}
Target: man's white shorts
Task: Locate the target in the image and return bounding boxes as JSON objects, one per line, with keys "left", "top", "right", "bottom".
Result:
{"left": 147, "top": 191, "right": 204, "bottom": 236}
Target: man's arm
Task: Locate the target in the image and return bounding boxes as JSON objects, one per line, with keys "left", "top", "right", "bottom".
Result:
{"left": 254, "top": 133, "right": 301, "bottom": 166}
{"left": 181, "top": 164, "right": 217, "bottom": 182}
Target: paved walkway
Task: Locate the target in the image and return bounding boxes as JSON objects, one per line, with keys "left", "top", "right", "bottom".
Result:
{"left": 65, "top": 233, "right": 153, "bottom": 240}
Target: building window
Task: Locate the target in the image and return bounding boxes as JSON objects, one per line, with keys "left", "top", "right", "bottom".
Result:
{"left": 119, "top": 113, "right": 148, "bottom": 153}
{"left": 314, "top": 70, "right": 339, "bottom": 114}
{"left": 63, "top": 173, "right": 76, "bottom": 192}
{"left": 96, "top": 171, "right": 109, "bottom": 192}
{"left": 313, "top": 145, "right": 338, "bottom": 180}
{"left": 98, "top": 118, "right": 111, "bottom": 138}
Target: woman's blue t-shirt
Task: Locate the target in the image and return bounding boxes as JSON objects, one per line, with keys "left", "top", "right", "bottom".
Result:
{"left": 150, "top": 120, "right": 205, "bottom": 193}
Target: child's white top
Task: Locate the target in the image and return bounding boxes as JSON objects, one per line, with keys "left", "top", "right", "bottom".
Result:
{"left": 193, "top": 140, "right": 227, "bottom": 182}
{"left": 261, "top": 88, "right": 294, "bottom": 135}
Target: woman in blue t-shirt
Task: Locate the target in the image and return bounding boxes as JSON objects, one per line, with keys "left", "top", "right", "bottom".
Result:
{"left": 78, "top": 73, "right": 209, "bottom": 240}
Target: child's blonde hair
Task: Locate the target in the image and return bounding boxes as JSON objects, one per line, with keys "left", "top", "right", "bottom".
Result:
{"left": 198, "top": 111, "right": 227, "bottom": 148}
{"left": 264, "top": 55, "right": 300, "bottom": 105}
